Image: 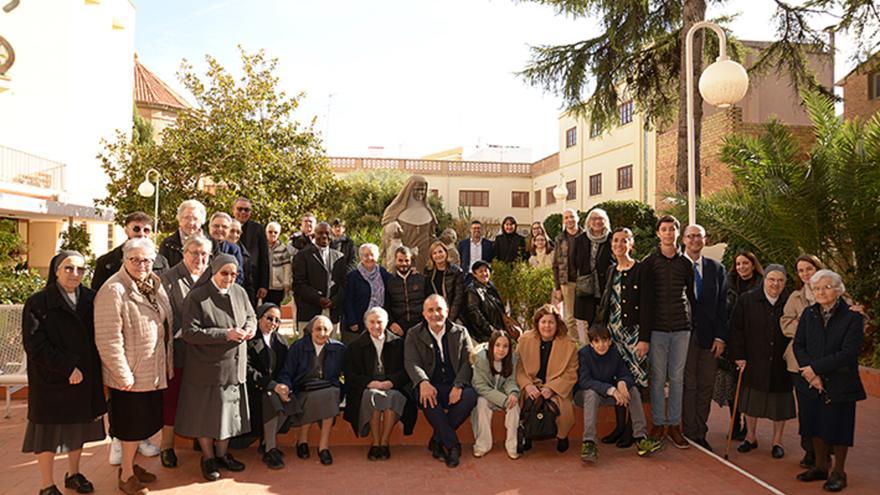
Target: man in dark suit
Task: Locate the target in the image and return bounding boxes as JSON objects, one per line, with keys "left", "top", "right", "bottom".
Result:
{"left": 458, "top": 220, "right": 493, "bottom": 273}
{"left": 292, "top": 222, "right": 346, "bottom": 335}
{"left": 93, "top": 211, "right": 169, "bottom": 291}
{"left": 330, "top": 218, "right": 357, "bottom": 273}
{"left": 681, "top": 224, "right": 728, "bottom": 451}
{"left": 233, "top": 197, "right": 270, "bottom": 306}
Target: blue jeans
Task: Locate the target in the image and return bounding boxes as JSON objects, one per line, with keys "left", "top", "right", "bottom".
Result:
{"left": 649, "top": 331, "right": 691, "bottom": 426}
{"left": 415, "top": 383, "right": 477, "bottom": 449}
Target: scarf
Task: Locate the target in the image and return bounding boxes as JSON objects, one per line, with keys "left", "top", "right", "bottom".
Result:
{"left": 586, "top": 226, "right": 610, "bottom": 244}
{"left": 803, "top": 284, "right": 816, "bottom": 305}
{"left": 358, "top": 263, "right": 385, "bottom": 311}
{"left": 134, "top": 274, "right": 159, "bottom": 311}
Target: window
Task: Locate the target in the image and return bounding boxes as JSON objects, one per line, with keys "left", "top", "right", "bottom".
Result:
{"left": 617, "top": 165, "right": 633, "bottom": 190}
{"left": 870, "top": 72, "right": 880, "bottom": 100}
{"left": 566, "top": 180, "right": 577, "bottom": 201}
{"left": 534, "top": 190, "right": 542, "bottom": 207}
{"left": 511, "top": 191, "right": 529, "bottom": 208}
{"left": 107, "top": 223, "right": 114, "bottom": 251}
{"left": 546, "top": 186, "right": 556, "bottom": 205}
{"left": 590, "top": 120, "right": 602, "bottom": 138}
{"left": 565, "top": 126, "right": 577, "bottom": 148}
{"left": 589, "top": 173, "right": 602, "bottom": 196}
{"left": 459, "top": 190, "right": 489, "bottom": 207}
{"left": 619, "top": 100, "right": 634, "bottom": 125}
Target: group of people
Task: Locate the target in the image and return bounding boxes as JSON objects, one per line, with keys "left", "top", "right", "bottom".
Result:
{"left": 20, "top": 198, "right": 867, "bottom": 494}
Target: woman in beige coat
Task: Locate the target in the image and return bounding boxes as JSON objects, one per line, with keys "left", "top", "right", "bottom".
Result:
{"left": 95, "top": 237, "right": 173, "bottom": 495}
{"left": 516, "top": 304, "right": 578, "bottom": 453}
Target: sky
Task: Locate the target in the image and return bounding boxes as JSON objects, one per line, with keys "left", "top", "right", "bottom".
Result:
{"left": 135, "top": 0, "right": 863, "bottom": 161}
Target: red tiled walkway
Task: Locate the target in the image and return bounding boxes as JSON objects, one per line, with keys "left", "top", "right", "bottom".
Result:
{"left": 1, "top": 396, "right": 877, "bottom": 494}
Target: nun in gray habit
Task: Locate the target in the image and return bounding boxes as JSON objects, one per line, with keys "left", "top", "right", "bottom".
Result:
{"left": 175, "top": 254, "right": 256, "bottom": 481}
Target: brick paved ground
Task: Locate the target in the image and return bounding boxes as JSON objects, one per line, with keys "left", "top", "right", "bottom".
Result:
{"left": 1, "top": 396, "right": 876, "bottom": 495}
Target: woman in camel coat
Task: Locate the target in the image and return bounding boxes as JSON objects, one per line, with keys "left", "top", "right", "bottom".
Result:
{"left": 516, "top": 304, "right": 579, "bottom": 452}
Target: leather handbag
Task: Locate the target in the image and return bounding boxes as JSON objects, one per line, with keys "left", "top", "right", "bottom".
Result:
{"left": 518, "top": 396, "right": 559, "bottom": 441}
{"left": 502, "top": 314, "right": 523, "bottom": 341}
{"left": 575, "top": 272, "right": 596, "bottom": 297}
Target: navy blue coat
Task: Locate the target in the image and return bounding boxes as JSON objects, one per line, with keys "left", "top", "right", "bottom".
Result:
{"left": 793, "top": 300, "right": 865, "bottom": 403}
{"left": 277, "top": 336, "right": 346, "bottom": 395}
{"left": 458, "top": 238, "right": 494, "bottom": 272}
{"left": 576, "top": 345, "right": 635, "bottom": 396}
{"left": 691, "top": 257, "right": 729, "bottom": 349}
{"left": 343, "top": 266, "right": 390, "bottom": 333}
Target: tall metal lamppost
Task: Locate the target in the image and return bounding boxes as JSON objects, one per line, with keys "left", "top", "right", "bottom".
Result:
{"left": 137, "top": 168, "right": 161, "bottom": 236}
{"left": 685, "top": 21, "right": 749, "bottom": 226}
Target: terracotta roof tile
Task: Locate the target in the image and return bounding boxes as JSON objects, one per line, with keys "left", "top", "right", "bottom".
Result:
{"left": 133, "top": 55, "right": 190, "bottom": 110}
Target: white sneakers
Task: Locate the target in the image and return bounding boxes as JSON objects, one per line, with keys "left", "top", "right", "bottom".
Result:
{"left": 108, "top": 438, "right": 161, "bottom": 465}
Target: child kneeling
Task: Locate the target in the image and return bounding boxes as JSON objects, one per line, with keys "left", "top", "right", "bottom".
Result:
{"left": 471, "top": 331, "right": 520, "bottom": 459}
{"left": 575, "top": 324, "right": 661, "bottom": 463}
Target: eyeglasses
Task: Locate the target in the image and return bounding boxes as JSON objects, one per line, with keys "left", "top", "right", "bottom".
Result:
{"left": 185, "top": 249, "right": 209, "bottom": 258}
{"left": 264, "top": 316, "right": 281, "bottom": 323}
{"left": 218, "top": 270, "right": 238, "bottom": 277}
{"left": 130, "top": 225, "right": 152, "bottom": 234}
{"left": 236, "top": 206, "right": 251, "bottom": 212}
{"left": 127, "top": 257, "right": 155, "bottom": 266}
{"left": 63, "top": 266, "right": 86, "bottom": 274}
{"left": 812, "top": 284, "right": 837, "bottom": 292}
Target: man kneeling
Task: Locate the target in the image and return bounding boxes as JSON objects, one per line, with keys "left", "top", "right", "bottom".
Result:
{"left": 404, "top": 295, "right": 477, "bottom": 468}
{"left": 576, "top": 324, "right": 662, "bottom": 463}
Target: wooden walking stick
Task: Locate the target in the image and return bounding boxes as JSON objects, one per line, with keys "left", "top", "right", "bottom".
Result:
{"left": 724, "top": 365, "right": 745, "bottom": 460}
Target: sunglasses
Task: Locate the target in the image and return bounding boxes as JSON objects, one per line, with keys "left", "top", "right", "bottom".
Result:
{"left": 264, "top": 316, "right": 281, "bottom": 323}
{"left": 130, "top": 225, "right": 152, "bottom": 234}
{"left": 63, "top": 266, "right": 86, "bottom": 274}
{"left": 236, "top": 206, "right": 251, "bottom": 212}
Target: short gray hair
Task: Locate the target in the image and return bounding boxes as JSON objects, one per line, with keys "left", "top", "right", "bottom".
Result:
{"left": 230, "top": 219, "right": 242, "bottom": 229}
{"left": 307, "top": 314, "right": 333, "bottom": 333}
{"left": 810, "top": 269, "right": 845, "bottom": 294}
{"left": 364, "top": 306, "right": 388, "bottom": 324}
{"left": 182, "top": 234, "right": 213, "bottom": 253}
{"left": 177, "top": 199, "right": 207, "bottom": 223}
{"left": 587, "top": 207, "right": 610, "bottom": 225}
{"left": 424, "top": 293, "right": 448, "bottom": 309}
{"left": 122, "top": 237, "right": 157, "bottom": 258}
{"left": 359, "top": 243, "right": 379, "bottom": 258}
{"left": 563, "top": 208, "right": 579, "bottom": 222}
{"left": 210, "top": 212, "right": 232, "bottom": 224}
{"left": 266, "top": 221, "right": 281, "bottom": 232}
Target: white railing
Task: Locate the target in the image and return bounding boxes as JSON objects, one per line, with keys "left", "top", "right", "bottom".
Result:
{"left": 0, "top": 145, "right": 65, "bottom": 191}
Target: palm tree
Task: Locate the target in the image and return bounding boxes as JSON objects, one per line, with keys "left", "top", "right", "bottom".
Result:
{"left": 695, "top": 91, "right": 880, "bottom": 335}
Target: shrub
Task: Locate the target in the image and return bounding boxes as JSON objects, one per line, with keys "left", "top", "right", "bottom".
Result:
{"left": 491, "top": 261, "right": 555, "bottom": 330}
{"left": 0, "top": 267, "right": 45, "bottom": 304}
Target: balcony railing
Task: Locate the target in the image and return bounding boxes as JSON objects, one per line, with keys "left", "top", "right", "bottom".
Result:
{"left": 0, "top": 145, "right": 65, "bottom": 191}
{"left": 328, "top": 156, "right": 535, "bottom": 177}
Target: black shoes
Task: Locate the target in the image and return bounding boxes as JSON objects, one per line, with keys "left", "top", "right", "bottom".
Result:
{"left": 823, "top": 471, "right": 847, "bottom": 492}
{"left": 771, "top": 445, "right": 785, "bottom": 459}
{"left": 428, "top": 439, "right": 445, "bottom": 461}
{"left": 556, "top": 437, "right": 570, "bottom": 453}
{"left": 38, "top": 486, "right": 62, "bottom": 495}
{"left": 737, "top": 440, "right": 758, "bottom": 453}
{"left": 367, "top": 445, "right": 382, "bottom": 461}
{"left": 381, "top": 446, "right": 391, "bottom": 460}
{"left": 262, "top": 448, "right": 285, "bottom": 470}
{"left": 63, "top": 473, "right": 94, "bottom": 494}
{"left": 445, "top": 444, "right": 461, "bottom": 468}
{"left": 216, "top": 453, "right": 246, "bottom": 472}
{"left": 318, "top": 449, "right": 333, "bottom": 465}
{"left": 797, "top": 468, "right": 829, "bottom": 482}
{"left": 800, "top": 451, "right": 816, "bottom": 468}
{"left": 296, "top": 443, "right": 310, "bottom": 459}
{"left": 201, "top": 457, "right": 221, "bottom": 482}
{"left": 602, "top": 406, "right": 626, "bottom": 444}
{"left": 616, "top": 421, "right": 634, "bottom": 448}
{"left": 160, "top": 448, "right": 178, "bottom": 468}
{"left": 694, "top": 438, "right": 713, "bottom": 452}
{"left": 521, "top": 438, "right": 533, "bottom": 452}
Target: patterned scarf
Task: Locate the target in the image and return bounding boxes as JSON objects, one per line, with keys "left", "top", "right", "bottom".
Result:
{"left": 358, "top": 263, "right": 385, "bottom": 311}
{"left": 133, "top": 274, "right": 159, "bottom": 312}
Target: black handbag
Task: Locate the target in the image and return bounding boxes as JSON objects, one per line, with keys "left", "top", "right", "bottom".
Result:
{"left": 575, "top": 272, "right": 596, "bottom": 297}
{"left": 518, "top": 396, "right": 559, "bottom": 441}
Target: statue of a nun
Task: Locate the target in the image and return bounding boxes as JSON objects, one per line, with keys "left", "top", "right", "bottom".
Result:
{"left": 381, "top": 175, "right": 437, "bottom": 273}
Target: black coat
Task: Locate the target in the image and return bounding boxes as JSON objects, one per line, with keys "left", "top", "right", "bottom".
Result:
{"left": 691, "top": 257, "right": 729, "bottom": 349}
{"left": 730, "top": 288, "right": 792, "bottom": 393}
{"left": 595, "top": 261, "right": 652, "bottom": 342}
{"left": 464, "top": 281, "right": 505, "bottom": 343}
{"left": 246, "top": 331, "right": 289, "bottom": 435}
{"left": 21, "top": 284, "right": 107, "bottom": 424}
{"left": 239, "top": 219, "right": 270, "bottom": 292}
{"left": 330, "top": 235, "right": 357, "bottom": 273}
{"left": 92, "top": 243, "right": 169, "bottom": 291}
{"left": 424, "top": 264, "right": 466, "bottom": 322}
{"left": 384, "top": 271, "right": 426, "bottom": 334}
{"left": 159, "top": 230, "right": 186, "bottom": 268}
{"left": 238, "top": 241, "right": 257, "bottom": 303}
{"left": 793, "top": 300, "right": 866, "bottom": 403}
{"left": 493, "top": 233, "right": 528, "bottom": 263}
{"left": 343, "top": 330, "right": 417, "bottom": 436}
{"left": 292, "top": 244, "right": 347, "bottom": 323}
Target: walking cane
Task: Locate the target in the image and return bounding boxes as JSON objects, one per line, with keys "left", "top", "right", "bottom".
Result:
{"left": 724, "top": 365, "right": 745, "bottom": 460}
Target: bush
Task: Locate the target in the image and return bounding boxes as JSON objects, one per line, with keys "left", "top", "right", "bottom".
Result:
{"left": 348, "top": 225, "right": 383, "bottom": 251}
{"left": 491, "top": 261, "right": 555, "bottom": 330}
{"left": 0, "top": 267, "right": 44, "bottom": 304}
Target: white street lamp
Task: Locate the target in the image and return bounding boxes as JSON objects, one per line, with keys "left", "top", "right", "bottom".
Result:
{"left": 685, "top": 21, "right": 749, "bottom": 226}
{"left": 137, "top": 168, "right": 160, "bottom": 236}
{"left": 552, "top": 174, "right": 568, "bottom": 213}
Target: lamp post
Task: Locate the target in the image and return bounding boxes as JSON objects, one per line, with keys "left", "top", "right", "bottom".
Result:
{"left": 552, "top": 174, "right": 567, "bottom": 214}
{"left": 137, "top": 168, "right": 160, "bottom": 236}
{"left": 685, "top": 21, "right": 749, "bottom": 226}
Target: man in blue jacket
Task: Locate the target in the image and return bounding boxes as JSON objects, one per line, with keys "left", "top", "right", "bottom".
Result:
{"left": 681, "top": 224, "right": 727, "bottom": 451}
{"left": 458, "top": 220, "right": 493, "bottom": 273}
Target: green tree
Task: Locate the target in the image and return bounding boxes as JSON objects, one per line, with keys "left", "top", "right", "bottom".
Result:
{"left": 97, "top": 47, "right": 335, "bottom": 232}
{"left": 132, "top": 104, "right": 154, "bottom": 146}
{"left": 59, "top": 223, "right": 92, "bottom": 257}
{"left": 0, "top": 220, "right": 44, "bottom": 304}
{"left": 693, "top": 91, "right": 879, "bottom": 360}
{"left": 518, "top": 0, "right": 879, "bottom": 199}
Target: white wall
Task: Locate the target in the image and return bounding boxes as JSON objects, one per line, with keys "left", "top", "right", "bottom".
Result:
{"left": 0, "top": 0, "right": 135, "bottom": 207}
